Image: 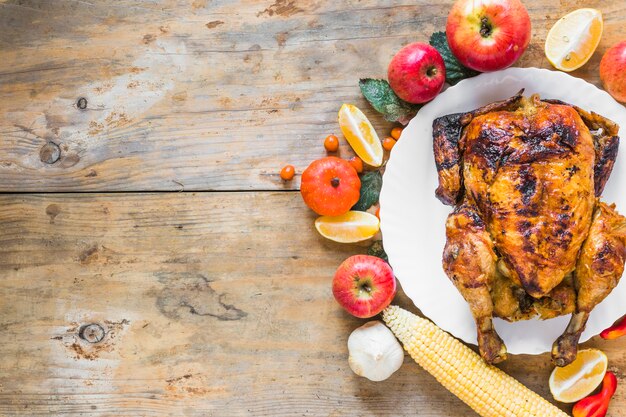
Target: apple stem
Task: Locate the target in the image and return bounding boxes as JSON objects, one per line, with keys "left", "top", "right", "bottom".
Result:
{"left": 479, "top": 17, "right": 492, "bottom": 38}
{"left": 331, "top": 177, "right": 340, "bottom": 188}
{"left": 426, "top": 66, "right": 437, "bottom": 77}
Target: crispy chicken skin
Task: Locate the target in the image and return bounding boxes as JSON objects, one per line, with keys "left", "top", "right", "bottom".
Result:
{"left": 433, "top": 91, "right": 626, "bottom": 365}
{"left": 553, "top": 201, "right": 626, "bottom": 366}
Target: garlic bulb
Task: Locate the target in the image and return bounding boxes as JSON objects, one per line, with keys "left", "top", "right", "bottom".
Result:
{"left": 348, "top": 320, "right": 404, "bottom": 381}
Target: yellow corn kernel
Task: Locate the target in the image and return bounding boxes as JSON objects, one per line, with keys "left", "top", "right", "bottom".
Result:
{"left": 382, "top": 306, "right": 569, "bottom": 417}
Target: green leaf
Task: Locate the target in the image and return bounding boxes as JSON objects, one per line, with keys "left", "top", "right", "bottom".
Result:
{"left": 429, "top": 31, "right": 480, "bottom": 86}
{"left": 352, "top": 171, "right": 382, "bottom": 211}
{"left": 359, "top": 78, "right": 420, "bottom": 125}
{"left": 367, "top": 240, "right": 388, "bottom": 262}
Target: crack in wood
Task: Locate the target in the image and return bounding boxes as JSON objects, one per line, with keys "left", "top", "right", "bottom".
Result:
{"left": 154, "top": 273, "right": 247, "bottom": 321}
{"left": 179, "top": 294, "right": 247, "bottom": 321}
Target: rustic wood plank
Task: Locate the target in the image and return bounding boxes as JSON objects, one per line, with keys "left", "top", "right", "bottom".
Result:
{"left": 0, "top": 192, "right": 624, "bottom": 416}
{"left": 1, "top": 0, "right": 624, "bottom": 191}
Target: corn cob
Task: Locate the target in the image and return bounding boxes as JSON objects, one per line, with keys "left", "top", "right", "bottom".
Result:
{"left": 382, "top": 305, "right": 569, "bottom": 417}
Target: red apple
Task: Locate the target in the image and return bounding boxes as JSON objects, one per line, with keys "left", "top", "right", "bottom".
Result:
{"left": 388, "top": 42, "right": 446, "bottom": 104}
{"left": 446, "top": 0, "right": 531, "bottom": 72}
{"left": 332, "top": 255, "right": 396, "bottom": 318}
{"left": 600, "top": 41, "right": 626, "bottom": 103}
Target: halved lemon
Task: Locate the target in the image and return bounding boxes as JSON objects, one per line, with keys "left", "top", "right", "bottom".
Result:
{"left": 545, "top": 8, "right": 603, "bottom": 72}
{"left": 338, "top": 104, "right": 383, "bottom": 167}
{"left": 549, "top": 348, "right": 608, "bottom": 403}
{"left": 315, "top": 211, "right": 380, "bottom": 243}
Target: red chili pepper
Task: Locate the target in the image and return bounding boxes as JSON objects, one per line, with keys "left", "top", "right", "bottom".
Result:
{"left": 600, "top": 315, "right": 626, "bottom": 339}
{"left": 572, "top": 372, "right": 618, "bottom": 417}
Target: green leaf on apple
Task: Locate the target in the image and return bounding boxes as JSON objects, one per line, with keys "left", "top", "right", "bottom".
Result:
{"left": 359, "top": 78, "right": 421, "bottom": 125}
{"left": 368, "top": 240, "right": 388, "bottom": 262}
{"left": 429, "top": 31, "right": 480, "bottom": 86}
{"left": 352, "top": 170, "right": 382, "bottom": 212}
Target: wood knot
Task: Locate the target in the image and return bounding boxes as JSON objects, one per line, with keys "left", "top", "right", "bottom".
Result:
{"left": 45, "top": 204, "right": 61, "bottom": 224}
{"left": 78, "top": 323, "right": 105, "bottom": 343}
{"left": 76, "top": 97, "right": 88, "bottom": 110}
{"left": 40, "top": 142, "right": 61, "bottom": 164}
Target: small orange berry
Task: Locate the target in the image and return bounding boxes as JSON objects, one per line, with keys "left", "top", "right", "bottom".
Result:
{"left": 348, "top": 156, "right": 364, "bottom": 174}
{"left": 280, "top": 164, "right": 295, "bottom": 181}
{"left": 324, "top": 134, "right": 339, "bottom": 152}
{"left": 390, "top": 127, "right": 403, "bottom": 140}
{"left": 382, "top": 137, "right": 396, "bottom": 151}
{"left": 375, "top": 205, "right": 380, "bottom": 219}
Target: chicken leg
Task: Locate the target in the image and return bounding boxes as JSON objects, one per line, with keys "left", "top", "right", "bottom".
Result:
{"left": 443, "top": 201, "right": 506, "bottom": 363}
{"left": 552, "top": 201, "right": 626, "bottom": 366}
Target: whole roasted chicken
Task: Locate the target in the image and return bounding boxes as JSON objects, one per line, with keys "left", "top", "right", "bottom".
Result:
{"left": 433, "top": 91, "right": 626, "bottom": 366}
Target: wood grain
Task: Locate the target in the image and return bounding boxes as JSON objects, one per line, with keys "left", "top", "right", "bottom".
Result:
{"left": 0, "top": 0, "right": 624, "bottom": 191}
{"left": 0, "top": 192, "right": 624, "bottom": 416}
{"left": 2, "top": 1, "right": 626, "bottom": 416}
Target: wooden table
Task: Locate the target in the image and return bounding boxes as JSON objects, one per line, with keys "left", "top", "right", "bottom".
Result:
{"left": 1, "top": 1, "right": 625, "bottom": 415}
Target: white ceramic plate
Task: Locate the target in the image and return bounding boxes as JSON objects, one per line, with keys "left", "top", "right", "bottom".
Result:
{"left": 380, "top": 67, "right": 626, "bottom": 355}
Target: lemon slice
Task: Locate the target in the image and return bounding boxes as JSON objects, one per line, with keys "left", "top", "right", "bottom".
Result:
{"left": 338, "top": 104, "right": 383, "bottom": 167}
{"left": 315, "top": 211, "right": 380, "bottom": 243}
{"left": 545, "top": 8, "right": 603, "bottom": 72}
{"left": 549, "top": 348, "right": 608, "bottom": 403}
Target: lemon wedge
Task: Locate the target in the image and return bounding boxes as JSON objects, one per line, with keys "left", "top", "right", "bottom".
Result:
{"left": 315, "top": 211, "right": 380, "bottom": 243}
{"left": 545, "top": 8, "right": 603, "bottom": 72}
{"left": 549, "top": 348, "right": 608, "bottom": 403}
{"left": 338, "top": 104, "right": 383, "bottom": 167}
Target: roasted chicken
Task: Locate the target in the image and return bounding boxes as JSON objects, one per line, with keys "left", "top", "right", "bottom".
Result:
{"left": 433, "top": 91, "right": 626, "bottom": 366}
